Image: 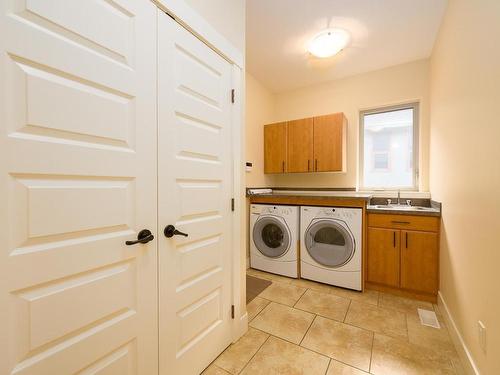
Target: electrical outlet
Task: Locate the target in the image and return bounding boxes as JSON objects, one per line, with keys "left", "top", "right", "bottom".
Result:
{"left": 478, "top": 321, "right": 487, "bottom": 353}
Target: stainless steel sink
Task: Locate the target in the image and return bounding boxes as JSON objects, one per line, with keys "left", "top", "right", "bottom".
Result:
{"left": 371, "top": 205, "right": 435, "bottom": 212}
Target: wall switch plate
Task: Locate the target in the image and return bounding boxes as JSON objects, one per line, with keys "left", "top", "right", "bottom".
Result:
{"left": 478, "top": 320, "right": 487, "bottom": 353}
{"left": 245, "top": 161, "right": 253, "bottom": 172}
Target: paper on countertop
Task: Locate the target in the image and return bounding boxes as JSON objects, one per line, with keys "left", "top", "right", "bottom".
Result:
{"left": 247, "top": 188, "right": 273, "bottom": 195}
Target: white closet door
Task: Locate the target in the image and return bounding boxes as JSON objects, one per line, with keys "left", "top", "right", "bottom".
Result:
{"left": 157, "top": 11, "right": 234, "bottom": 375}
{"left": 0, "top": 1, "right": 158, "bottom": 374}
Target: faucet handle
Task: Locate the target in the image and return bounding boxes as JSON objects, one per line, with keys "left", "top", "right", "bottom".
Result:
{"left": 406, "top": 199, "right": 412, "bottom": 206}
{"left": 387, "top": 199, "right": 392, "bottom": 205}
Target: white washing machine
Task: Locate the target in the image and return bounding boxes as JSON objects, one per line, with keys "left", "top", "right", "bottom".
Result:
{"left": 250, "top": 204, "right": 299, "bottom": 278}
{"left": 300, "top": 206, "right": 362, "bottom": 290}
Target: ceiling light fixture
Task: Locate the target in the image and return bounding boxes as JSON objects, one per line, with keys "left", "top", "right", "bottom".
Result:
{"left": 308, "top": 28, "right": 350, "bottom": 58}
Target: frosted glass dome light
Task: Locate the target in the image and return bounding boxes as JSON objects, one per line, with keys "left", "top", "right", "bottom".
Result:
{"left": 308, "top": 29, "right": 350, "bottom": 58}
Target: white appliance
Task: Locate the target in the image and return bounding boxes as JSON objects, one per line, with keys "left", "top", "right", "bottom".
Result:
{"left": 250, "top": 204, "right": 299, "bottom": 278}
{"left": 300, "top": 206, "right": 362, "bottom": 290}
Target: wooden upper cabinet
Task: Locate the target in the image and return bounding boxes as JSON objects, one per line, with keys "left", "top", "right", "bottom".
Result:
{"left": 313, "top": 113, "right": 347, "bottom": 172}
{"left": 287, "top": 118, "right": 313, "bottom": 173}
{"left": 264, "top": 122, "right": 287, "bottom": 174}
{"left": 263, "top": 112, "right": 347, "bottom": 174}
{"left": 400, "top": 230, "right": 439, "bottom": 294}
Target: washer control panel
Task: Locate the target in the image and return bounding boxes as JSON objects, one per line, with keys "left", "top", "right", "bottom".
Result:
{"left": 251, "top": 204, "right": 294, "bottom": 216}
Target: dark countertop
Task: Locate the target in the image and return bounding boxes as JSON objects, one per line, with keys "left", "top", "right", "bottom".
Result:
{"left": 246, "top": 188, "right": 442, "bottom": 217}
{"left": 250, "top": 190, "right": 373, "bottom": 201}
{"left": 366, "top": 205, "right": 441, "bottom": 217}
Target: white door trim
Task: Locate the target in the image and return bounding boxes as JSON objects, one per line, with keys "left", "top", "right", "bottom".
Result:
{"left": 152, "top": 0, "right": 244, "bottom": 68}
{"left": 230, "top": 64, "right": 247, "bottom": 340}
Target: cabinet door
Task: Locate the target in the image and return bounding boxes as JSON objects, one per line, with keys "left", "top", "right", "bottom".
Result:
{"left": 287, "top": 118, "right": 313, "bottom": 172}
{"left": 313, "top": 113, "right": 346, "bottom": 172}
{"left": 264, "top": 122, "right": 287, "bottom": 173}
{"left": 367, "top": 228, "right": 400, "bottom": 287}
{"left": 401, "top": 231, "right": 439, "bottom": 294}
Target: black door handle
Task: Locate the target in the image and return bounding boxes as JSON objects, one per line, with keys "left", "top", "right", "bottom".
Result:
{"left": 164, "top": 225, "right": 188, "bottom": 238}
{"left": 126, "top": 229, "right": 154, "bottom": 245}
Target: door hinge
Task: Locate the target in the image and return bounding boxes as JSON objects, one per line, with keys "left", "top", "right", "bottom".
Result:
{"left": 231, "top": 198, "right": 235, "bottom": 212}
{"left": 231, "top": 305, "right": 235, "bottom": 319}
{"left": 231, "top": 89, "right": 235, "bottom": 103}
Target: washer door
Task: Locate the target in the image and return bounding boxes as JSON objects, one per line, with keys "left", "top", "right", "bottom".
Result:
{"left": 304, "top": 219, "right": 355, "bottom": 268}
{"left": 253, "top": 216, "right": 291, "bottom": 258}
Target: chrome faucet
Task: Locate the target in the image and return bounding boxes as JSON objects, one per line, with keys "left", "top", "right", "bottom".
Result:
{"left": 397, "top": 189, "right": 401, "bottom": 205}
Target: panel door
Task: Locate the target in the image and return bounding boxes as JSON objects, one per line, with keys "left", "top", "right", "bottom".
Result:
{"left": 313, "top": 113, "right": 345, "bottom": 172}
{"left": 287, "top": 118, "right": 313, "bottom": 173}
{"left": 0, "top": 1, "right": 158, "bottom": 374}
{"left": 367, "top": 228, "right": 400, "bottom": 287}
{"left": 264, "top": 122, "right": 287, "bottom": 173}
{"left": 157, "top": 11, "right": 234, "bottom": 375}
{"left": 401, "top": 230, "right": 439, "bottom": 294}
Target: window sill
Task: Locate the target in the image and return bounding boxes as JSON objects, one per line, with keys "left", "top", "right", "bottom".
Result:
{"left": 357, "top": 190, "right": 431, "bottom": 199}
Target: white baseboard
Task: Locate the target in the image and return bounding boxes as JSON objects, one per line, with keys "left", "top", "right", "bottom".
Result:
{"left": 437, "top": 292, "right": 480, "bottom": 375}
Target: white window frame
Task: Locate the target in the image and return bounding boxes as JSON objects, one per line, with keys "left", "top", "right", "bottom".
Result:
{"left": 359, "top": 102, "right": 419, "bottom": 191}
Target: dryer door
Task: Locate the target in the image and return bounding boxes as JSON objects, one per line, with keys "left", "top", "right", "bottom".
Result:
{"left": 253, "top": 216, "right": 291, "bottom": 258}
{"left": 304, "top": 219, "right": 355, "bottom": 268}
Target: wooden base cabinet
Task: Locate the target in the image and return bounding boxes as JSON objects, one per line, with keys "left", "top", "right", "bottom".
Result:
{"left": 400, "top": 230, "right": 439, "bottom": 294}
{"left": 367, "top": 228, "right": 400, "bottom": 287}
{"left": 367, "top": 213, "right": 440, "bottom": 300}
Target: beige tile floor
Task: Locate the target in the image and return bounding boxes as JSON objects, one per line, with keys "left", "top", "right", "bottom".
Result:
{"left": 203, "top": 269, "right": 464, "bottom": 375}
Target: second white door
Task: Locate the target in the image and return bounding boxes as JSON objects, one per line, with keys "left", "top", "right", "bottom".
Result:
{"left": 157, "top": 10, "right": 235, "bottom": 375}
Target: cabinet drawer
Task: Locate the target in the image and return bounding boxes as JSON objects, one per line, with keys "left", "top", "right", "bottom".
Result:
{"left": 368, "top": 213, "right": 440, "bottom": 232}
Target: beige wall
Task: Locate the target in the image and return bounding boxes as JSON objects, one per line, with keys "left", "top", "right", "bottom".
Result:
{"left": 183, "top": 0, "right": 245, "bottom": 53}
{"left": 246, "top": 60, "right": 431, "bottom": 191}
{"left": 244, "top": 73, "right": 275, "bottom": 264}
{"left": 430, "top": 1, "right": 500, "bottom": 373}
{"left": 245, "top": 73, "right": 275, "bottom": 187}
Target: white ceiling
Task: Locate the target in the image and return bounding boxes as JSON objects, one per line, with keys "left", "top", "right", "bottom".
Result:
{"left": 246, "top": 0, "right": 447, "bottom": 93}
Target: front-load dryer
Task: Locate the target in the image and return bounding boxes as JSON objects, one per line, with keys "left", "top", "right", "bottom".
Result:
{"left": 300, "top": 206, "right": 362, "bottom": 290}
{"left": 250, "top": 204, "right": 299, "bottom": 278}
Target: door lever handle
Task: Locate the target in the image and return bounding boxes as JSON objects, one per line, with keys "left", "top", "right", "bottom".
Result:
{"left": 164, "top": 225, "right": 188, "bottom": 238}
{"left": 126, "top": 229, "right": 154, "bottom": 245}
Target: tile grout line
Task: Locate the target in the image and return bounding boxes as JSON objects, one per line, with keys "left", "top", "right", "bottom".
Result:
{"left": 252, "top": 310, "right": 374, "bottom": 374}
{"left": 292, "top": 286, "right": 310, "bottom": 308}
{"left": 251, "top": 321, "right": 330, "bottom": 360}
{"left": 298, "top": 311, "right": 317, "bottom": 347}
{"left": 324, "top": 358, "right": 332, "bottom": 375}
{"left": 249, "top": 271, "right": 453, "bottom": 374}
{"left": 247, "top": 305, "right": 268, "bottom": 324}
{"left": 368, "top": 331, "right": 375, "bottom": 374}
{"left": 263, "top": 293, "right": 413, "bottom": 343}
{"left": 343, "top": 298, "right": 353, "bottom": 323}
{"left": 236, "top": 334, "right": 271, "bottom": 375}
{"left": 292, "top": 305, "right": 349, "bottom": 324}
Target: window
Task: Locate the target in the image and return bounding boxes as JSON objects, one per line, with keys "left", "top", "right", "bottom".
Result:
{"left": 360, "top": 103, "right": 419, "bottom": 190}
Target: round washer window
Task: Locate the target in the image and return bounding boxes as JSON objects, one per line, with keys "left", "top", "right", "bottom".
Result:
{"left": 253, "top": 216, "right": 290, "bottom": 258}
{"left": 304, "top": 219, "right": 354, "bottom": 267}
